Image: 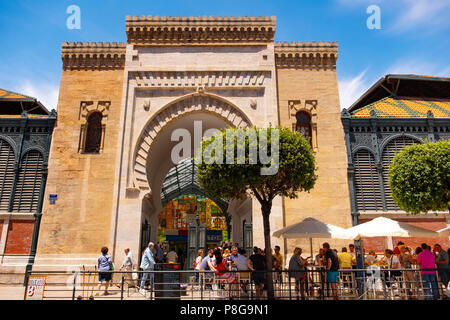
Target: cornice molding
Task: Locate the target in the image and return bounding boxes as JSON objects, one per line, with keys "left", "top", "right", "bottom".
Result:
{"left": 129, "top": 70, "right": 269, "bottom": 88}
{"left": 61, "top": 42, "right": 126, "bottom": 70}
{"left": 125, "top": 15, "right": 276, "bottom": 45}
{"left": 274, "top": 41, "right": 338, "bottom": 69}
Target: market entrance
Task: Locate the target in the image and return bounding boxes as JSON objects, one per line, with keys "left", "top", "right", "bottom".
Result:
{"left": 156, "top": 158, "right": 230, "bottom": 268}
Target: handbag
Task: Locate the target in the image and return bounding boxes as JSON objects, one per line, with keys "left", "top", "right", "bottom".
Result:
{"left": 389, "top": 256, "right": 401, "bottom": 278}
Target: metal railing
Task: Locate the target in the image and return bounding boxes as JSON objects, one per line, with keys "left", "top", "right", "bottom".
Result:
{"left": 24, "top": 267, "right": 449, "bottom": 300}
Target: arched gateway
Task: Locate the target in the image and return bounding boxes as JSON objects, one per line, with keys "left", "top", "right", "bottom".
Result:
{"left": 132, "top": 92, "right": 252, "bottom": 192}
{"left": 119, "top": 93, "right": 254, "bottom": 260}
{"left": 32, "top": 15, "right": 349, "bottom": 274}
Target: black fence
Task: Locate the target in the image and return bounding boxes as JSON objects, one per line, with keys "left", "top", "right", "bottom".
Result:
{"left": 25, "top": 266, "right": 449, "bottom": 300}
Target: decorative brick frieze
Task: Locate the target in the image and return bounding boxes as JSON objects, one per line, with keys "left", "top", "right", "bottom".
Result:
{"left": 129, "top": 71, "right": 269, "bottom": 88}
{"left": 62, "top": 42, "right": 126, "bottom": 70}
{"left": 275, "top": 41, "right": 338, "bottom": 69}
{"left": 126, "top": 15, "right": 276, "bottom": 45}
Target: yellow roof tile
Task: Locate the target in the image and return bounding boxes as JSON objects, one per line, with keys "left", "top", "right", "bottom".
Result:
{"left": 351, "top": 97, "right": 450, "bottom": 118}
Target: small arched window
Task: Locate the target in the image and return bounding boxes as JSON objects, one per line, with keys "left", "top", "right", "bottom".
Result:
{"left": 295, "top": 111, "right": 312, "bottom": 144}
{"left": 83, "top": 112, "right": 103, "bottom": 153}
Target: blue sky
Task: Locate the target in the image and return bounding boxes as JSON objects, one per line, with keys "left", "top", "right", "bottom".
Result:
{"left": 0, "top": 0, "right": 449, "bottom": 110}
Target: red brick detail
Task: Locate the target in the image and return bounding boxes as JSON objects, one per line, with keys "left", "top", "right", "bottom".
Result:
{"left": 4, "top": 220, "right": 34, "bottom": 254}
{"left": 359, "top": 219, "right": 450, "bottom": 253}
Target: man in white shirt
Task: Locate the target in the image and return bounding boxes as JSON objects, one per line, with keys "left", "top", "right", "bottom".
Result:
{"left": 120, "top": 248, "right": 136, "bottom": 288}
{"left": 167, "top": 247, "right": 178, "bottom": 263}
{"left": 383, "top": 249, "right": 401, "bottom": 289}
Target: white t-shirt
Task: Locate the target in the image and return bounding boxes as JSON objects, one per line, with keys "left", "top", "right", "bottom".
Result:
{"left": 386, "top": 255, "right": 401, "bottom": 269}
{"left": 195, "top": 256, "right": 202, "bottom": 270}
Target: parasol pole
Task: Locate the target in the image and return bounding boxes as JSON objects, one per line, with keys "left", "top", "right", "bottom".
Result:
{"left": 309, "top": 237, "right": 313, "bottom": 262}
{"left": 383, "top": 236, "right": 394, "bottom": 251}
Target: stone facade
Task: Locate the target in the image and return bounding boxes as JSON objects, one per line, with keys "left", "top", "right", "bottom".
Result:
{"left": 33, "top": 15, "right": 350, "bottom": 272}
{"left": 275, "top": 41, "right": 352, "bottom": 258}
{"left": 36, "top": 69, "right": 124, "bottom": 267}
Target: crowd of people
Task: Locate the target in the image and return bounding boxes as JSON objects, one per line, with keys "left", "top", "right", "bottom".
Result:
{"left": 288, "top": 241, "right": 449, "bottom": 300}
{"left": 93, "top": 240, "right": 450, "bottom": 300}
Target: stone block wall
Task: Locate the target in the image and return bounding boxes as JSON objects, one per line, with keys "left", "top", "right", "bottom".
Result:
{"left": 276, "top": 65, "right": 353, "bottom": 259}
{"left": 36, "top": 69, "right": 124, "bottom": 259}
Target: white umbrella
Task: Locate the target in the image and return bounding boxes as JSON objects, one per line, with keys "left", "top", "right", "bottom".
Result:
{"left": 272, "top": 217, "right": 352, "bottom": 258}
{"left": 436, "top": 226, "right": 450, "bottom": 237}
{"left": 340, "top": 217, "right": 439, "bottom": 240}
{"left": 273, "top": 217, "right": 350, "bottom": 239}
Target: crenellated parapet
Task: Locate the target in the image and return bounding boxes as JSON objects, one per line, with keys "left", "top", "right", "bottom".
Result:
{"left": 125, "top": 15, "right": 276, "bottom": 45}
{"left": 274, "top": 41, "right": 338, "bottom": 69}
{"left": 61, "top": 42, "right": 126, "bottom": 70}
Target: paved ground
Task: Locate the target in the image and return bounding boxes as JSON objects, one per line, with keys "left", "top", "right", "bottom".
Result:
{"left": 0, "top": 285, "right": 26, "bottom": 300}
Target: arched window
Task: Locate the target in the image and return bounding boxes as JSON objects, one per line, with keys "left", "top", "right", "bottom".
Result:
{"left": 12, "top": 150, "right": 44, "bottom": 212}
{"left": 84, "top": 112, "right": 103, "bottom": 153}
{"left": 353, "top": 149, "right": 383, "bottom": 211}
{"left": 295, "top": 111, "right": 312, "bottom": 145}
{"left": 0, "top": 139, "right": 15, "bottom": 211}
{"left": 382, "top": 136, "right": 420, "bottom": 211}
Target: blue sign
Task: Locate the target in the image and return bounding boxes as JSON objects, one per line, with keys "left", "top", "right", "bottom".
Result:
{"left": 206, "top": 230, "right": 222, "bottom": 242}
{"left": 49, "top": 194, "right": 57, "bottom": 204}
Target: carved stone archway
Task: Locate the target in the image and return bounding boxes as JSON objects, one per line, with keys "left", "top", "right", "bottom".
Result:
{"left": 132, "top": 92, "right": 252, "bottom": 192}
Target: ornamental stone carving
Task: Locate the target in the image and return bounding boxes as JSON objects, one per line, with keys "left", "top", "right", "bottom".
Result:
{"left": 132, "top": 93, "right": 251, "bottom": 191}
{"left": 275, "top": 41, "right": 338, "bottom": 69}
{"left": 126, "top": 15, "right": 276, "bottom": 45}
{"left": 129, "top": 71, "right": 269, "bottom": 88}
{"left": 62, "top": 42, "right": 126, "bottom": 70}
{"left": 79, "top": 101, "right": 110, "bottom": 124}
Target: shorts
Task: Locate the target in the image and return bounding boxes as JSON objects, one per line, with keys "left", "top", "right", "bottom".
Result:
{"left": 251, "top": 272, "right": 265, "bottom": 285}
{"left": 99, "top": 272, "right": 112, "bottom": 282}
{"left": 327, "top": 271, "right": 339, "bottom": 283}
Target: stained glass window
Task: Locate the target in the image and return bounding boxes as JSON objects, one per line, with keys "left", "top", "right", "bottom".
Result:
{"left": 158, "top": 195, "right": 227, "bottom": 231}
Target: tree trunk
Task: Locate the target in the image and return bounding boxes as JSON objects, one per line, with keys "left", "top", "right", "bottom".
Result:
{"left": 262, "top": 201, "right": 274, "bottom": 300}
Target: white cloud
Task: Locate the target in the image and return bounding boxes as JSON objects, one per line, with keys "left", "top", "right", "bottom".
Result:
{"left": 338, "top": 69, "right": 372, "bottom": 109}
{"left": 390, "top": 0, "right": 450, "bottom": 33}
{"left": 386, "top": 59, "right": 450, "bottom": 77}
{"left": 17, "top": 80, "right": 59, "bottom": 111}
{"left": 338, "top": 59, "right": 450, "bottom": 110}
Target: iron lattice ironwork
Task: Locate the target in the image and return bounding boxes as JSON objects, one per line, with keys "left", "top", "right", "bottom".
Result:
{"left": 12, "top": 150, "right": 44, "bottom": 212}
{"left": 0, "top": 138, "right": 15, "bottom": 211}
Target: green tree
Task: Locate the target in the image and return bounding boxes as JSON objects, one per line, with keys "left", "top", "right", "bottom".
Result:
{"left": 196, "top": 126, "right": 317, "bottom": 299}
{"left": 389, "top": 140, "right": 450, "bottom": 214}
